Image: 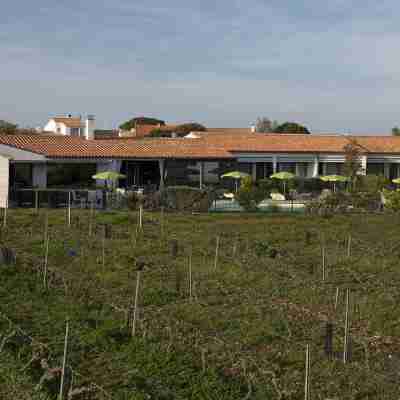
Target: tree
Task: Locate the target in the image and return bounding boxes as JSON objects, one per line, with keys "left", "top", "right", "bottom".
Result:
{"left": 392, "top": 126, "right": 400, "bottom": 136}
{"left": 174, "top": 123, "right": 206, "bottom": 136}
{"left": 119, "top": 117, "right": 165, "bottom": 131}
{"left": 343, "top": 138, "right": 364, "bottom": 190}
{"left": 149, "top": 123, "right": 206, "bottom": 138}
{"left": 255, "top": 117, "right": 272, "bottom": 133}
{"left": 0, "top": 120, "right": 17, "bottom": 135}
{"left": 273, "top": 122, "right": 310, "bottom": 134}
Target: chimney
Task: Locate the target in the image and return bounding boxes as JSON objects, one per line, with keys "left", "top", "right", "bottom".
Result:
{"left": 85, "top": 115, "right": 95, "bottom": 140}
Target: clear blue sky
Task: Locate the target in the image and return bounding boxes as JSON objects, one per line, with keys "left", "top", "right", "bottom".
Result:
{"left": 2, "top": 0, "right": 400, "bottom": 134}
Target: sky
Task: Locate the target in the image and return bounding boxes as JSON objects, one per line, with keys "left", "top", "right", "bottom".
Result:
{"left": 2, "top": 0, "right": 400, "bottom": 134}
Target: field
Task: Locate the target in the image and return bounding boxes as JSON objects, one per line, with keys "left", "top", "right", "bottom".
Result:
{"left": 1, "top": 209, "right": 400, "bottom": 399}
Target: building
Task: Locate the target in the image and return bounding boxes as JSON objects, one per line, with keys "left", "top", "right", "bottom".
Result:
{"left": 1, "top": 131, "right": 400, "bottom": 202}
{"left": 44, "top": 115, "right": 95, "bottom": 140}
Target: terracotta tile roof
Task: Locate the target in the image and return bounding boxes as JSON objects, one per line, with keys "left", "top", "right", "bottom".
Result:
{"left": 0, "top": 135, "right": 232, "bottom": 159}
{"left": 53, "top": 117, "right": 83, "bottom": 128}
{"left": 2, "top": 133, "right": 400, "bottom": 160}
{"left": 201, "top": 133, "right": 400, "bottom": 154}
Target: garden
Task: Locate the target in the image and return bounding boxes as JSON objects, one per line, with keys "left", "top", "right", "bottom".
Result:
{"left": 1, "top": 208, "right": 400, "bottom": 399}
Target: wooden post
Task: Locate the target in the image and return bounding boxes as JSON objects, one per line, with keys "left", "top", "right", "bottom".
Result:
{"left": 160, "top": 206, "right": 164, "bottom": 237}
{"left": 343, "top": 288, "right": 350, "bottom": 363}
{"left": 347, "top": 234, "right": 351, "bottom": 258}
{"left": 35, "top": 190, "right": 39, "bottom": 212}
{"left": 102, "top": 228, "right": 105, "bottom": 271}
{"left": 132, "top": 271, "right": 141, "bottom": 337}
{"left": 59, "top": 318, "right": 69, "bottom": 400}
{"left": 214, "top": 236, "right": 220, "bottom": 271}
{"left": 44, "top": 212, "right": 48, "bottom": 246}
{"left": 304, "top": 344, "right": 310, "bottom": 400}
{"left": 67, "top": 192, "right": 71, "bottom": 227}
{"left": 139, "top": 205, "right": 143, "bottom": 230}
{"left": 334, "top": 287, "right": 340, "bottom": 310}
{"left": 324, "top": 322, "right": 333, "bottom": 359}
{"left": 43, "top": 237, "right": 49, "bottom": 289}
{"left": 232, "top": 235, "right": 238, "bottom": 258}
{"left": 3, "top": 198, "right": 7, "bottom": 229}
{"left": 189, "top": 248, "right": 193, "bottom": 302}
{"left": 88, "top": 202, "right": 94, "bottom": 236}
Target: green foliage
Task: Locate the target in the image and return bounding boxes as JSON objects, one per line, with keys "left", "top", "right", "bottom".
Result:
{"left": 4, "top": 209, "right": 400, "bottom": 398}
{"left": 255, "top": 117, "right": 272, "bottom": 133}
{"left": 148, "top": 128, "right": 173, "bottom": 137}
{"left": 166, "top": 185, "right": 210, "bottom": 211}
{"left": 308, "top": 190, "right": 380, "bottom": 214}
{"left": 0, "top": 120, "right": 18, "bottom": 135}
{"left": 235, "top": 177, "right": 267, "bottom": 211}
{"left": 119, "top": 117, "right": 165, "bottom": 131}
{"left": 358, "top": 174, "right": 390, "bottom": 193}
{"left": 149, "top": 123, "right": 206, "bottom": 138}
{"left": 392, "top": 126, "right": 400, "bottom": 136}
{"left": 175, "top": 122, "right": 206, "bottom": 135}
{"left": 382, "top": 188, "right": 400, "bottom": 211}
{"left": 273, "top": 122, "right": 310, "bottom": 134}
{"left": 343, "top": 138, "right": 364, "bottom": 189}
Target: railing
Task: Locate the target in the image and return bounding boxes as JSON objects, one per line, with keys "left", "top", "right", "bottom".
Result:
{"left": 10, "top": 188, "right": 106, "bottom": 209}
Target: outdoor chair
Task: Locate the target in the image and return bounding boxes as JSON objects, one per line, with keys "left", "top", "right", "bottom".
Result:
{"left": 223, "top": 192, "right": 235, "bottom": 200}
{"left": 270, "top": 192, "right": 286, "bottom": 201}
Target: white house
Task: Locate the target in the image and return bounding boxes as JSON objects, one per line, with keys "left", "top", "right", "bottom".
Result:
{"left": 44, "top": 115, "right": 95, "bottom": 140}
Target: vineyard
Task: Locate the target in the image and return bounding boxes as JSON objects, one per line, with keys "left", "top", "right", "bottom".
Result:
{"left": 1, "top": 209, "right": 400, "bottom": 399}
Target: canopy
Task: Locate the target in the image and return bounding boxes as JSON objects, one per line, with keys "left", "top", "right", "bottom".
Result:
{"left": 92, "top": 171, "right": 127, "bottom": 180}
{"left": 221, "top": 171, "right": 250, "bottom": 180}
{"left": 319, "top": 175, "right": 349, "bottom": 183}
{"left": 270, "top": 171, "right": 295, "bottom": 180}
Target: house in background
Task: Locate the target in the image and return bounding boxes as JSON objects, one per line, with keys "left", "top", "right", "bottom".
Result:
{"left": 44, "top": 114, "right": 95, "bottom": 140}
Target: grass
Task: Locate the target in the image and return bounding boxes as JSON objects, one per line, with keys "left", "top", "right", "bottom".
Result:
{"left": 1, "top": 208, "right": 400, "bottom": 399}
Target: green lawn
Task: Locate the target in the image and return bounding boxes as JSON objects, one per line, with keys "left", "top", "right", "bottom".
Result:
{"left": 1, "top": 209, "right": 400, "bottom": 399}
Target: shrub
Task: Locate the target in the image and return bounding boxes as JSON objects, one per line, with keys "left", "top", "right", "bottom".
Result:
{"left": 382, "top": 189, "right": 400, "bottom": 212}
{"left": 358, "top": 174, "right": 390, "bottom": 193}
{"left": 165, "top": 186, "right": 211, "bottom": 212}
{"left": 127, "top": 192, "right": 142, "bottom": 211}
{"left": 235, "top": 177, "right": 267, "bottom": 211}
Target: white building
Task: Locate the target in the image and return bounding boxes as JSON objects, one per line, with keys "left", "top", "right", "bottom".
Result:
{"left": 44, "top": 115, "right": 95, "bottom": 140}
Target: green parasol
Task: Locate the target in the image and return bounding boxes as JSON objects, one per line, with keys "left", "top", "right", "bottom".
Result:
{"left": 92, "top": 171, "right": 127, "bottom": 189}
{"left": 221, "top": 171, "right": 250, "bottom": 192}
{"left": 270, "top": 171, "right": 295, "bottom": 194}
{"left": 319, "top": 175, "right": 349, "bottom": 192}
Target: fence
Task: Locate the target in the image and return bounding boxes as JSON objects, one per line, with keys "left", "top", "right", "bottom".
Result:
{"left": 209, "top": 197, "right": 308, "bottom": 213}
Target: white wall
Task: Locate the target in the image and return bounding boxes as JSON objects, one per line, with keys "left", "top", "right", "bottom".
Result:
{"left": 44, "top": 119, "right": 68, "bottom": 135}
{"left": 0, "top": 156, "right": 9, "bottom": 208}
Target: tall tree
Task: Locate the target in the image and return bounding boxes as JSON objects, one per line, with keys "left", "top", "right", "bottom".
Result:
{"left": 149, "top": 123, "right": 206, "bottom": 138}
{"left": 343, "top": 138, "right": 364, "bottom": 190}
{"left": 119, "top": 117, "right": 165, "bottom": 131}
{"left": 273, "top": 122, "right": 310, "bottom": 134}
{"left": 255, "top": 117, "right": 272, "bottom": 133}
{"left": 392, "top": 126, "right": 400, "bottom": 136}
{"left": 0, "top": 120, "right": 17, "bottom": 135}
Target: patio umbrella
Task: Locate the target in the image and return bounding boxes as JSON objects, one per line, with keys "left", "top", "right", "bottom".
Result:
{"left": 270, "top": 171, "right": 295, "bottom": 194}
{"left": 319, "top": 175, "right": 349, "bottom": 192}
{"left": 221, "top": 171, "right": 250, "bottom": 192}
{"left": 92, "top": 171, "right": 126, "bottom": 189}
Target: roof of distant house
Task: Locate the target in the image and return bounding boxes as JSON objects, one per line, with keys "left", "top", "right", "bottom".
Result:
{"left": 52, "top": 117, "right": 83, "bottom": 128}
